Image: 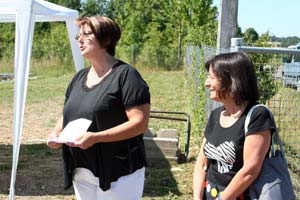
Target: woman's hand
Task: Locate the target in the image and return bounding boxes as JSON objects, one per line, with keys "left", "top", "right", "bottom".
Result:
{"left": 47, "top": 117, "right": 63, "bottom": 149}
{"left": 67, "top": 132, "right": 96, "bottom": 149}
{"left": 47, "top": 132, "right": 62, "bottom": 149}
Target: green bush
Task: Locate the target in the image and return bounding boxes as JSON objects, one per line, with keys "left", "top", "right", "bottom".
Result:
{"left": 32, "top": 23, "right": 72, "bottom": 63}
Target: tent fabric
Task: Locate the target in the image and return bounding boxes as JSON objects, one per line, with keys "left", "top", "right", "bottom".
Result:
{"left": 0, "top": 0, "right": 78, "bottom": 22}
{"left": 0, "top": 0, "right": 84, "bottom": 199}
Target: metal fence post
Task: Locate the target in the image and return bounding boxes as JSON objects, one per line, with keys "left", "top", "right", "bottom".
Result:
{"left": 230, "top": 37, "right": 243, "bottom": 52}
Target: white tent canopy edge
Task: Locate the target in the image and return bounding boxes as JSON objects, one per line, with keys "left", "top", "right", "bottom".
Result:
{"left": 0, "top": 0, "right": 84, "bottom": 199}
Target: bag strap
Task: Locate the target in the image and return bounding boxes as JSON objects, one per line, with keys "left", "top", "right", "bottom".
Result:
{"left": 244, "top": 104, "right": 285, "bottom": 157}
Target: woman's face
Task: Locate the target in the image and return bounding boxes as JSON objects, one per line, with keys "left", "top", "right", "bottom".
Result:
{"left": 77, "top": 24, "right": 101, "bottom": 58}
{"left": 205, "top": 66, "right": 222, "bottom": 101}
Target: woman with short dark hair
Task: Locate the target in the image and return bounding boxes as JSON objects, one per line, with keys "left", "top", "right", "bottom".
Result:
{"left": 204, "top": 52, "right": 259, "bottom": 106}
{"left": 48, "top": 16, "right": 150, "bottom": 200}
{"left": 193, "top": 52, "right": 274, "bottom": 200}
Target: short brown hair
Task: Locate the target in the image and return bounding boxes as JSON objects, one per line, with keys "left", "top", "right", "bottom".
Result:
{"left": 76, "top": 16, "right": 121, "bottom": 56}
{"left": 205, "top": 51, "right": 259, "bottom": 105}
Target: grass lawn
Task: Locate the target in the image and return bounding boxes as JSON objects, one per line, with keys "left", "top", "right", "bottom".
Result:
{"left": 1, "top": 63, "right": 300, "bottom": 199}
{"left": 0, "top": 66, "right": 201, "bottom": 200}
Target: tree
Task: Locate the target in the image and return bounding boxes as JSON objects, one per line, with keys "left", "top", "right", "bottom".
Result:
{"left": 109, "top": 0, "right": 152, "bottom": 64}
{"left": 81, "top": 0, "right": 109, "bottom": 17}
{"left": 0, "top": 0, "right": 219, "bottom": 70}
{"left": 0, "top": 23, "right": 15, "bottom": 59}
{"left": 48, "top": 0, "right": 81, "bottom": 11}
{"left": 181, "top": 0, "right": 218, "bottom": 46}
{"left": 243, "top": 27, "right": 259, "bottom": 45}
{"left": 138, "top": 0, "right": 178, "bottom": 69}
{"left": 272, "top": 36, "right": 300, "bottom": 47}
{"left": 236, "top": 26, "right": 243, "bottom": 37}
{"left": 247, "top": 32, "right": 280, "bottom": 103}
{"left": 111, "top": 0, "right": 218, "bottom": 69}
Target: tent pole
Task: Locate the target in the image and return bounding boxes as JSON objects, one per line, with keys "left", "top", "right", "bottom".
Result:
{"left": 9, "top": 3, "right": 35, "bottom": 199}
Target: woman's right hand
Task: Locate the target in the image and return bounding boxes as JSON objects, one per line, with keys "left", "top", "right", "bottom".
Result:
{"left": 47, "top": 117, "right": 64, "bottom": 149}
{"left": 47, "top": 132, "right": 62, "bottom": 149}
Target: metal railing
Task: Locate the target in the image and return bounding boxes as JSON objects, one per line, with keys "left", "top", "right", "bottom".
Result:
{"left": 150, "top": 110, "right": 191, "bottom": 161}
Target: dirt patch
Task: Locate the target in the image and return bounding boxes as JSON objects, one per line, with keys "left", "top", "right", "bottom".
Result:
{"left": 0, "top": 97, "right": 76, "bottom": 199}
{"left": 0, "top": 144, "right": 75, "bottom": 200}
{"left": 0, "top": 96, "right": 64, "bottom": 144}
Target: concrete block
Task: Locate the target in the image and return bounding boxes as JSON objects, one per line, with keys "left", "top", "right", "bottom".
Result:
{"left": 143, "top": 137, "right": 178, "bottom": 149}
{"left": 156, "top": 129, "right": 178, "bottom": 138}
{"left": 146, "top": 147, "right": 179, "bottom": 158}
{"left": 143, "top": 128, "right": 180, "bottom": 167}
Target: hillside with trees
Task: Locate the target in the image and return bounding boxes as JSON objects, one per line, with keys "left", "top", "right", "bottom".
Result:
{"left": 271, "top": 36, "right": 300, "bottom": 47}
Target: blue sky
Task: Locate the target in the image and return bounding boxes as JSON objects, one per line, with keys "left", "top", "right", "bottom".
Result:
{"left": 212, "top": 0, "right": 299, "bottom": 37}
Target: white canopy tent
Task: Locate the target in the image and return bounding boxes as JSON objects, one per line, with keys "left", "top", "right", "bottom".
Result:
{"left": 0, "top": 0, "right": 84, "bottom": 199}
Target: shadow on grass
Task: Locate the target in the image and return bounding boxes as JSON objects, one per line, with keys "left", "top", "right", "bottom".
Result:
{"left": 144, "top": 166, "right": 181, "bottom": 198}
{"left": 0, "top": 143, "right": 73, "bottom": 196}
{"left": 0, "top": 143, "right": 181, "bottom": 198}
{"left": 143, "top": 153, "right": 182, "bottom": 197}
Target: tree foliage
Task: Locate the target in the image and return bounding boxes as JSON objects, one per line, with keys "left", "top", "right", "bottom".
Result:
{"left": 271, "top": 36, "right": 300, "bottom": 47}
{"left": 1, "top": 1, "right": 297, "bottom": 71}
{"left": 0, "top": 0, "right": 217, "bottom": 70}
{"left": 243, "top": 27, "right": 259, "bottom": 45}
{"left": 48, "top": 0, "right": 81, "bottom": 11}
{"left": 109, "top": 0, "right": 217, "bottom": 69}
{"left": 247, "top": 32, "right": 280, "bottom": 104}
{"left": 0, "top": 23, "right": 15, "bottom": 59}
{"left": 80, "top": 0, "right": 109, "bottom": 17}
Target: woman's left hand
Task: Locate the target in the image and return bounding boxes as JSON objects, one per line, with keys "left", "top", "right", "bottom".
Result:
{"left": 66, "top": 132, "right": 96, "bottom": 149}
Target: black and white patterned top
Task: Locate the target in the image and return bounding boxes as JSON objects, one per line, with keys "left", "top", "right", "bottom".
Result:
{"left": 203, "top": 104, "right": 275, "bottom": 187}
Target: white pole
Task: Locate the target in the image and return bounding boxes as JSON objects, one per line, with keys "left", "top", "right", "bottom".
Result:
{"left": 66, "top": 19, "right": 84, "bottom": 72}
{"left": 9, "top": 0, "right": 34, "bottom": 199}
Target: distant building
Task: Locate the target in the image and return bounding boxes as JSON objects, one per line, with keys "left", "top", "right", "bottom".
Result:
{"left": 266, "top": 41, "right": 282, "bottom": 47}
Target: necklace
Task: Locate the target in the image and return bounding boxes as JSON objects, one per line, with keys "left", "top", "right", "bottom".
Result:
{"left": 229, "top": 109, "right": 244, "bottom": 119}
{"left": 91, "top": 64, "right": 112, "bottom": 78}
{"left": 86, "top": 64, "right": 112, "bottom": 88}
{"left": 220, "top": 103, "right": 247, "bottom": 127}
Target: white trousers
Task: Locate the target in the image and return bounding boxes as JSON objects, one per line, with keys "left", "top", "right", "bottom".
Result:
{"left": 72, "top": 167, "right": 145, "bottom": 200}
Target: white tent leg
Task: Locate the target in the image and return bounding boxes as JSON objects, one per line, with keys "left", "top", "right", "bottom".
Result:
{"left": 9, "top": 4, "right": 35, "bottom": 200}
{"left": 66, "top": 19, "right": 84, "bottom": 72}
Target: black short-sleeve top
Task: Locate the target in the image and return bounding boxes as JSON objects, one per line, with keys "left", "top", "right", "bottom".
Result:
{"left": 203, "top": 104, "right": 275, "bottom": 187}
{"left": 62, "top": 60, "right": 150, "bottom": 191}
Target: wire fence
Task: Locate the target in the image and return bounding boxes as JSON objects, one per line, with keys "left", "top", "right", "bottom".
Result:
{"left": 185, "top": 45, "right": 300, "bottom": 199}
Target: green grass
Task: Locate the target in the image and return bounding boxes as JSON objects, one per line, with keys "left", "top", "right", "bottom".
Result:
{"left": 0, "top": 59, "right": 75, "bottom": 105}
{"left": 0, "top": 64, "right": 197, "bottom": 199}
{"left": 0, "top": 67, "right": 194, "bottom": 145}
{"left": 0, "top": 75, "right": 72, "bottom": 105}
{"left": 0, "top": 163, "right": 10, "bottom": 171}
{"left": 2, "top": 61, "right": 300, "bottom": 199}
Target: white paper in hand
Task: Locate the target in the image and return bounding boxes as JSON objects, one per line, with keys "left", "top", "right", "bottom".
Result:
{"left": 54, "top": 118, "right": 92, "bottom": 143}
